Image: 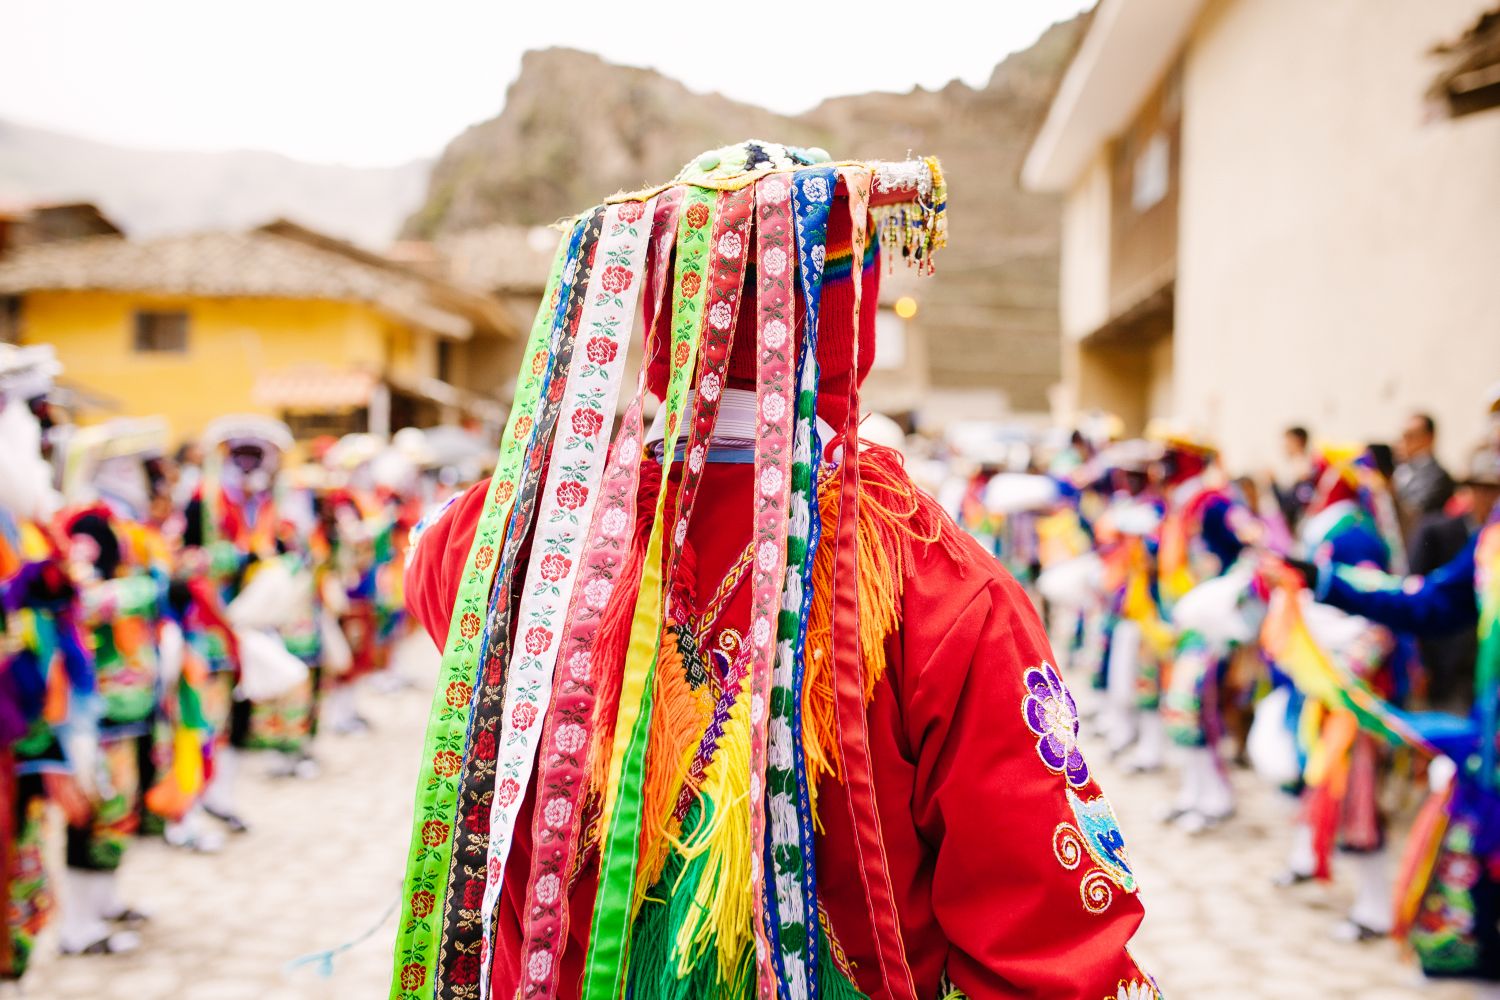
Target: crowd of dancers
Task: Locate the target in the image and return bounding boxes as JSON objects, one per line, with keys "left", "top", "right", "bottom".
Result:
{"left": 6, "top": 318, "right": 1500, "bottom": 989}
{"left": 950, "top": 391, "right": 1500, "bottom": 985}
{"left": 0, "top": 343, "right": 453, "bottom": 977}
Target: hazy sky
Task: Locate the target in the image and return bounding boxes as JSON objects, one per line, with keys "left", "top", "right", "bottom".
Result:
{"left": 3, "top": 0, "right": 1092, "bottom": 167}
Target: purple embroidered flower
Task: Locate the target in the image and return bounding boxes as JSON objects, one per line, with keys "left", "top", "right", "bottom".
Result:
{"left": 1022, "top": 662, "right": 1089, "bottom": 787}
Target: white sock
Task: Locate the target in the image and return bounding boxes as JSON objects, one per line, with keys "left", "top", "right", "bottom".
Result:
{"left": 203, "top": 746, "right": 240, "bottom": 816}
{"left": 1129, "top": 711, "right": 1165, "bottom": 770}
{"left": 1173, "top": 746, "right": 1204, "bottom": 814}
{"left": 1195, "top": 747, "right": 1234, "bottom": 818}
{"left": 1347, "top": 849, "right": 1393, "bottom": 933}
{"left": 1286, "top": 822, "right": 1316, "bottom": 878}
{"left": 58, "top": 869, "right": 109, "bottom": 952}
{"left": 325, "top": 684, "right": 358, "bottom": 730}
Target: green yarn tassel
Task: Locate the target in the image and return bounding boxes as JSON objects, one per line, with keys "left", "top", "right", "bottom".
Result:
{"left": 628, "top": 803, "right": 870, "bottom": 1000}
{"left": 815, "top": 929, "right": 869, "bottom": 1000}
{"left": 629, "top": 799, "right": 752, "bottom": 1000}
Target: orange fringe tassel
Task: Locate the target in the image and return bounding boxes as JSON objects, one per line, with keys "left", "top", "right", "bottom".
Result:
{"left": 801, "top": 444, "right": 970, "bottom": 819}
{"left": 634, "top": 627, "right": 713, "bottom": 908}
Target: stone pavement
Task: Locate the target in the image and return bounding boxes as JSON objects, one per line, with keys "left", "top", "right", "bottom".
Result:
{"left": 18, "top": 632, "right": 441, "bottom": 1000}
{"left": 1096, "top": 748, "right": 1476, "bottom": 1000}
{"left": 13, "top": 633, "right": 1484, "bottom": 999}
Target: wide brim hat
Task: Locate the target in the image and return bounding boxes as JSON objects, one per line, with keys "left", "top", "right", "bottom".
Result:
{"left": 60, "top": 416, "right": 170, "bottom": 502}
{"left": 203, "top": 414, "right": 294, "bottom": 454}
{"left": 1143, "top": 417, "right": 1216, "bottom": 456}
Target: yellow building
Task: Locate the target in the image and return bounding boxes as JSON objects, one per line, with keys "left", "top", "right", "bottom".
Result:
{"left": 0, "top": 219, "right": 522, "bottom": 443}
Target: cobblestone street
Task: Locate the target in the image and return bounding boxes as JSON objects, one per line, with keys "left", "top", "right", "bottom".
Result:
{"left": 14, "top": 635, "right": 1483, "bottom": 999}
{"left": 1097, "top": 747, "right": 1475, "bottom": 1000}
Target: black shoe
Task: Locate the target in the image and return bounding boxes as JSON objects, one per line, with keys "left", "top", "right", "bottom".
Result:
{"left": 1271, "top": 869, "right": 1315, "bottom": 889}
{"left": 104, "top": 907, "right": 150, "bottom": 925}
{"left": 203, "top": 805, "right": 250, "bottom": 834}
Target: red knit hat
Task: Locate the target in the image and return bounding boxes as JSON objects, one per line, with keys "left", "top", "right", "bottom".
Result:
{"left": 644, "top": 196, "right": 879, "bottom": 430}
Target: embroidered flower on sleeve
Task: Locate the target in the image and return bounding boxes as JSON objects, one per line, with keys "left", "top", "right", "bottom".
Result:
{"left": 1021, "top": 661, "right": 1089, "bottom": 787}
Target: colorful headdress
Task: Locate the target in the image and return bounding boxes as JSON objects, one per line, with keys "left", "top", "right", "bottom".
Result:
{"left": 393, "top": 141, "right": 947, "bottom": 1000}
{"left": 1301, "top": 443, "right": 1404, "bottom": 572}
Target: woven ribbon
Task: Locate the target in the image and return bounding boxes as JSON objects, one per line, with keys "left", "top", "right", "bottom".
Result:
{"left": 764, "top": 164, "right": 837, "bottom": 1000}
{"left": 580, "top": 184, "right": 719, "bottom": 1000}
{"left": 390, "top": 222, "right": 576, "bottom": 1000}
{"left": 477, "top": 198, "right": 659, "bottom": 996}
{"left": 745, "top": 171, "right": 800, "bottom": 1000}
{"left": 515, "top": 188, "right": 684, "bottom": 1000}
{"left": 828, "top": 168, "right": 918, "bottom": 1000}
{"left": 435, "top": 208, "right": 604, "bottom": 997}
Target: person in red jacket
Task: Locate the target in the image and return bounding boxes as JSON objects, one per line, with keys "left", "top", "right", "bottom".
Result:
{"left": 393, "top": 142, "right": 1159, "bottom": 1000}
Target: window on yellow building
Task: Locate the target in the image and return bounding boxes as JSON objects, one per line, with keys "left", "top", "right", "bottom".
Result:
{"left": 133, "top": 310, "right": 189, "bottom": 353}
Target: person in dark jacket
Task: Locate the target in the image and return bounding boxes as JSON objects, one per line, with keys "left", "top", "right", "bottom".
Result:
{"left": 1310, "top": 445, "right": 1498, "bottom": 645}
{"left": 1394, "top": 412, "right": 1455, "bottom": 526}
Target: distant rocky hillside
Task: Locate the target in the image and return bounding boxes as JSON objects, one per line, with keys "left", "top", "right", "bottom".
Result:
{"left": 405, "top": 20, "right": 1083, "bottom": 410}
{"left": 401, "top": 49, "right": 823, "bottom": 237}
{"left": 0, "top": 120, "right": 429, "bottom": 248}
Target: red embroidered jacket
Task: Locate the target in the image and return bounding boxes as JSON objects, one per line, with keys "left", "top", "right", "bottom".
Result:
{"left": 406, "top": 464, "right": 1155, "bottom": 1000}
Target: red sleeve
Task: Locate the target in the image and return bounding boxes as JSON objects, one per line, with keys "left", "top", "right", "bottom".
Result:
{"left": 405, "top": 482, "right": 490, "bottom": 648}
{"left": 901, "top": 538, "right": 1155, "bottom": 999}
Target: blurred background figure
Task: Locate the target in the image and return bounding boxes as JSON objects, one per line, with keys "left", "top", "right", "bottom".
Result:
{"left": 1273, "top": 425, "right": 1315, "bottom": 531}
{"left": 1395, "top": 413, "right": 1455, "bottom": 529}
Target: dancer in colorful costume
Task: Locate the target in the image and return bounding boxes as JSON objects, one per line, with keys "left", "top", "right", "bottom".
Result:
{"left": 393, "top": 141, "right": 1157, "bottom": 1000}
{"left": 319, "top": 433, "right": 409, "bottom": 730}
{"left": 185, "top": 416, "right": 308, "bottom": 825}
{"left": 0, "top": 344, "right": 76, "bottom": 974}
{"left": 1087, "top": 440, "right": 1168, "bottom": 767}
{"left": 53, "top": 418, "right": 176, "bottom": 954}
{"left": 1130, "top": 427, "right": 1253, "bottom": 776}
{"left": 1295, "top": 441, "right": 1500, "bottom": 981}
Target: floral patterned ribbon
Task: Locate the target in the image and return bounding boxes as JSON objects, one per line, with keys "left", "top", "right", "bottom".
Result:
{"left": 662, "top": 185, "right": 754, "bottom": 611}
{"left": 475, "top": 198, "right": 658, "bottom": 996}
{"left": 515, "top": 190, "right": 685, "bottom": 1000}
{"left": 434, "top": 208, "right": 605, "bottom": 998}
{"left": 579, "top": 184, "right": 718, "bottom": 1000}
{"left": 764, "top": 165, "right": 836, "bottom": 1000}
{"left": 390, "top": 222, "right": 576, "bottom": 1000}
{"left": 827, "top": 169, "right": 918, "bottom": 1000}
{"left": 746, "top": 171, "right": 800, "bottom": 1000}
